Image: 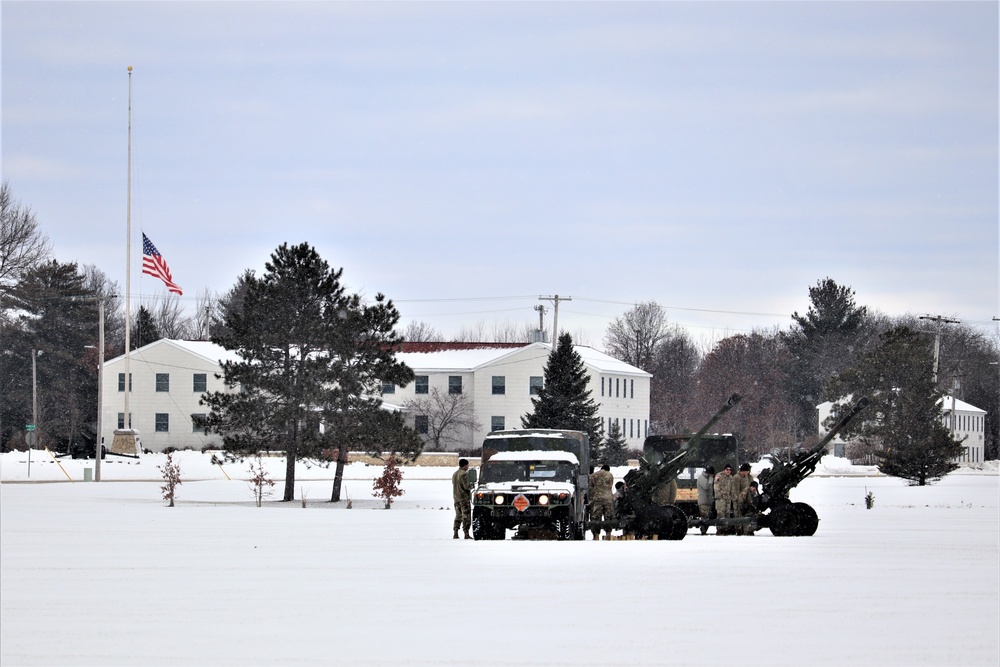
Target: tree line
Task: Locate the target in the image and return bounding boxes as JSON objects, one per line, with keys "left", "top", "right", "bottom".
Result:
{"left": 601, "top": 282, "right": 998, "bottom": 482}
{"left": 2, "top": 181, "right": 997, "bottom": 490}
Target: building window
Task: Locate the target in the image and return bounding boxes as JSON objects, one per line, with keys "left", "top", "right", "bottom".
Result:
{"left": 615, "top": 378, "right": 620, "bottom": 398}
{"left": 191, "top": 414, "right": 207, "bottom": 433}
{"left": 117, "top": 373, "right": 132, "bottom": 392}
{"left": 448, "top": 376, "right": 462, "bottom": 395}
{"left": 415, "top": 375, "right": 429, "bottom": 395}
{"left": 529, "top": 376, "right": 543, "bottom": 395}
{"left": 492, "top": 376, "right": 505, "bottom": 395}
{"left": 117, "top": 413, "right": 132, "bottom": 429}
{"left": 601, "top": 377, "right": 605, "bottom": 396}
{"left": 414, "top": 415, "right": 429, "bottom": 434}
{"left": 155, "top": 413, "right": 169, "bottom": 432}
{"left": 193, "top": 373, "right": 207, "bottom": 392}
{"left": 491, "top": 416, "right": 505, "bottom": 432}
{"left": 382, "top": 381, "right": 396, "bottom": 395}
{"left": 155, "top": 373, "right": 170, "bottom": 392}
{"left": 631, "top": 379, "right": 634, "bottom": 399}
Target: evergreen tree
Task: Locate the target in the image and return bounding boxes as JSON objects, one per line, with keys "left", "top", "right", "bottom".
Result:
{"left": 602, "top": 421, "right": 628, "bottom": 466}
{"left": 131, "top": 305, "right": 161, "bottom": 350}
{"left": 826, "top": 326, "right": 964, "bottom": 485}
{"left": 323, "top": 290, "right": 415, "bottom": 501}
{"left": 521, "top": 333, "right": 603, "bottom": 453}
{"left": 1, "top": 261, "right": 100, "bottom": 451}
{"left": 202, "top": 243, "right": 416, "bottom": 502}
{"left": 203, "top": 243, "right": 342, "bottom": 500}
{"left": 782, "top": 278, "right": 871, "bottom": 438}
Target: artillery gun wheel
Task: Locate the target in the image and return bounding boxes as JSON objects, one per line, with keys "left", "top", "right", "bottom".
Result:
{"left": 791, "top": 502, "right": 819, "bottom": 536}
{"left": 662, "top": 505, "right": 689, "bottom": 540}
{"left": 767, "top": 504, "right": 801, "bottom": 537}
{"left": 636, "top": 506, "right": 687, "bottom": 541}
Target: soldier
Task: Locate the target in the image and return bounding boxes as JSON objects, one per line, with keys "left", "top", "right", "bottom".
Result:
{"left": 588, "top": 464, "right": 615, "bottom": 540}
{"left": 733, "top": 463, "right": 754, "bottom": 535}
{"left": 651, "top": 478, "right": 678, "bottom": 506}
{"left": 738, "top": 480, "right": 762, "bottom": 535}
{"left": 714, "top": 464, "right": 736, "bottom": 535}
{"left": 696, "top": 465, "right": 716, "bottom": 535}
{"left": 452, "top": 458, "right": 472, "bottom": 539}
{"left": 613, "top": 481, "right": 628, "bottom": 519}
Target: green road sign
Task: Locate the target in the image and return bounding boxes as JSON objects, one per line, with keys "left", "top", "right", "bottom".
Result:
{"left": 25, "top": 424, "right": 36, "bottom": 431}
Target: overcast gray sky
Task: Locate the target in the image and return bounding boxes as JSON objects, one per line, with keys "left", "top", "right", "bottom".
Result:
{"left": 3, "top": 1, "right": 997, "bottom": 347}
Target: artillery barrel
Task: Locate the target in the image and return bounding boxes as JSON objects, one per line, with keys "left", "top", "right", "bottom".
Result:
{"left": 758, "top": 396, "right": 870, "bottom": 506}
{"left": 808, "top": 396, "right": 871, "bottom": 458}
{"left": 623, "top": 393, "right": 742, "bottom": 505}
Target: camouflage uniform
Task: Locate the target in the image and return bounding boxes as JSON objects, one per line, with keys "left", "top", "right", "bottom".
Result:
{"left": 651, "top": 478, "right": 678, "bottom": 506}
{"left": 588, "top": 467, "right": 615, "bottom": 539}
{"left": 714, "top": 469, "right": 736, "bottom": 534}
{"left": 733, "top": 468, "right": 754, "bottom": 535}
{"left": 737, "top": 481, "right": 760, "bottom": 535}
{"left": 452, "top": 465, "right": 472, "bottom": 538}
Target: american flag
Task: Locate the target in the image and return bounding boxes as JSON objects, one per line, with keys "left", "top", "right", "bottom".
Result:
{"left": 142, "top": 233, "right": 183, "bottom": 295}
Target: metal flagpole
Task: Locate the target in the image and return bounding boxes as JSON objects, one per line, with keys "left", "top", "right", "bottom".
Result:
{"left": 124, "top": 66, "right": 132, "bottom": 431}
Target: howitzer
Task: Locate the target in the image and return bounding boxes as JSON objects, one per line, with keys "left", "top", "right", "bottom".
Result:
{"left": 756, "top": 396, "right": 870, "bottom": 536}
{"left": 613, "top": 393, "right": 743, "bottom": 540}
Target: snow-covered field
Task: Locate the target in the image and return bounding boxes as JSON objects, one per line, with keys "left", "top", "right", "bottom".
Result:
{"left": 1, "top": 451, "right": 997, "bottom": 667}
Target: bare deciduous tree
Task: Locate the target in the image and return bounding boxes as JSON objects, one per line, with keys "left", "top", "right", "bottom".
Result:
{"left": 400, "top": 320, "right": 443, "bottom": 342}
{"left": 455, "top": 320, "right": 534, "bottom": 343}
{"left": 603, "top": 301, "right": 671, "bottom": 370}
{"left": 151, "top": 295, "right": 193, "bottom": 339}
{"left": 0, "top": 181, "right": 52, "bottom": 295}
{"left": 404, "top": 388, "right": 481, "bottom": 451}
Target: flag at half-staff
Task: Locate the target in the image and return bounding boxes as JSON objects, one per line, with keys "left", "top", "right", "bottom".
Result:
{"left": 141, "top": 232, "right": 183, "bottom": 295}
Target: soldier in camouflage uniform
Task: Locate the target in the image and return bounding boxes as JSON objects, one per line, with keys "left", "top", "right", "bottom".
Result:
{"left": 588, "top": 464, "right": 615, "bottom": 540}
{"left": 651, "top": 478, "right": 678, "bottom": 506}
{"left": 714, "top": 464, "right": 736, "bottom": 535}
{"left": 452, "top": 459, "right": 472, "bottom": 539}
{"left": 733, "top": 463, "right": 754, "bottom": 535}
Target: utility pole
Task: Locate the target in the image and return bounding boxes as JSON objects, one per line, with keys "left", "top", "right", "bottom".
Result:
{"left": 919, "top": 314, "right": 960, "bottom": 384}
{"left": 533, "top": 304, "right": 547, "bottom": 343}
{"left": 539, "top": 295, "right": 571, "bottom": 346}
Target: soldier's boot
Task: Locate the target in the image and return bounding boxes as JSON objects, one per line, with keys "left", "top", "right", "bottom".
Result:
{"left": 453, "top": 530, "right": 459, "bottom": 539}
{"left": 463, "top": 529, "right": 471, "bottom": 539}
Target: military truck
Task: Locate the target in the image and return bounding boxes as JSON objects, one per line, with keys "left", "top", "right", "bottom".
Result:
{"left": 472, "top": 429, "right": 590, "bottom": 540}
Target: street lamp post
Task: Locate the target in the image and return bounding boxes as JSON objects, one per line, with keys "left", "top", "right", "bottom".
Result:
{"left": 29, "top": 349, "right": 42, "bottom": 478}
{"left": 84, "top": 299, "right": 106, "bottom": 481}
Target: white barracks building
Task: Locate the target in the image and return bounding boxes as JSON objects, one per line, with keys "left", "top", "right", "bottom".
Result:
{"left": 100, "top": 340, "right": 651, "bottom": 453}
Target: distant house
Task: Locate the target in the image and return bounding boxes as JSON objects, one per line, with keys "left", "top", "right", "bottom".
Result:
{"left": 389, "top": 341, "right": 651, "bottom": 450}
{"left": 816, "top": 395, "right": 987, "bottom": 463}
{"left": 101, "top": 340, "right": 242, "bottom": 453}
{"left": 100, "top": 339, "right": 651, "bottom": 453}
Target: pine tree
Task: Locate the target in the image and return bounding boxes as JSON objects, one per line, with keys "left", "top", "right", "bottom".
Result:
{"left": 132, "top": 305, "right": 161, "bottom": 350}
{"left": 602, "top": 421, "right": 628, "bottom": 466}
{"left": 826, "top": 326, "right": 964, "bottom": 485}
{"left": 202, "top": 242, "right": 416, "bottom": 502}
{"left": 203, "top": 242, "right": 355, "bottom": 501}
{"left": 521, "top": 333, "right": 603, "bottom": 452}
{"left": 782, "top": 278, "right": 871, "bottom": 437}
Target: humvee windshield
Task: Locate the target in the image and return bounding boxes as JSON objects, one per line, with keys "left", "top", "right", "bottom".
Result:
{"left": 480, "top": 460, "right": 576, "bottom": 484}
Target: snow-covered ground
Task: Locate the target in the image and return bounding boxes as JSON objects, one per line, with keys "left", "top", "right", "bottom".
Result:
{"left": 1, "top": 451, "right": 997, "bottom": 667}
